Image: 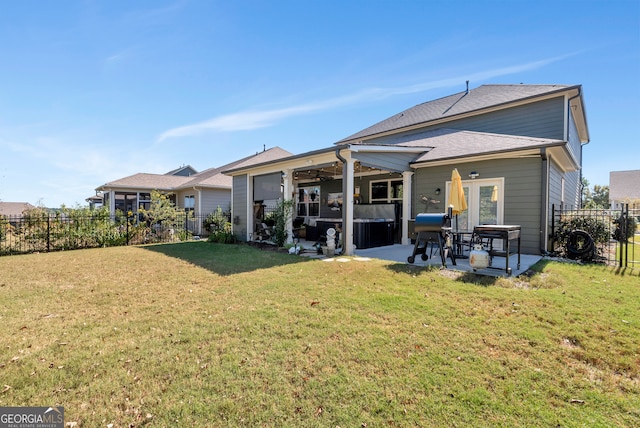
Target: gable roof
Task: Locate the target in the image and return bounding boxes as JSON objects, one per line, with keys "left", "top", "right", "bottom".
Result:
{"left": 0, "top": 202, "right": 36, "bottom": 217}
{"left": 381, "top": 128, "right": 566, "bottom": 165}
{"left": 164, "top": 165, "right": 198, "bottom": 176}
{"left": 97, "top": 147, "right": 293, "bottom": 192}
{"left": 609, "top": 170, "right": 640, "bottom": 201}
{"left": 98, "top": 173, "right": 188, "bottom": 190}
{"left": 338, "top": 84, "right": 584, "bottom": 143}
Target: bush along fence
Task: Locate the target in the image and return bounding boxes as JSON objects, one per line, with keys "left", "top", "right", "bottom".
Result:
{"left": 551, "top": 204, "right": 638, "bottom": 268}
{"left": 0, "top": 208, "right": 228, "bottom": 257}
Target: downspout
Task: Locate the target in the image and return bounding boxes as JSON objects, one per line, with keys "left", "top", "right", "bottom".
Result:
{"left": 194, "top": 186, "right": 202, "bottom": 235}
{"left": 540, "top": 148, "right": 549, "bottom": 254}
{"left": 193, "top": 187, "right": 201, "bottom": 214}
{"left": 335, "top": 148, "right": 348, "bottom": 176}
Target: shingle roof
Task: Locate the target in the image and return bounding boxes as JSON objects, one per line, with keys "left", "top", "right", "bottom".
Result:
{"left": 609, "top": 170, "right": 640, "bottom": 200}
{"left": 181, "top": 147, "right": 293, "bottom": 189}
{"left": 98, "top": 147, "right": 293, "bottom": 191}
{"left": 338, "top": 84, "right": 580, "bottom": 143}
{"left": 0, "top": 202, "right": 36, "bottom": 217}
{"left": 383, "top": 128, "right": 565, "bottom": 164}
{"left": 225, "top": 147, "right": 293, "bottom": 171}
{"left": 99, "top": 173, "right": 189, "bottom": 190}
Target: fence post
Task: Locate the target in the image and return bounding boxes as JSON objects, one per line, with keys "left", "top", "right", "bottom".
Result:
{"left": 47, "top": 215, "right": 51, "bottom": 253}
{"left": 126, "top": 215, "right": 130, "bottom": 246}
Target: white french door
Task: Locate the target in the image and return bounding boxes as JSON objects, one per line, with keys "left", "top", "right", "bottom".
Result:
{"left": 446, "top": 178, "right": 504, "bottom": 231}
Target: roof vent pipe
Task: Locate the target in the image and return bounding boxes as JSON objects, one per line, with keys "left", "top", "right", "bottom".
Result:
{"left": 466, "top": 80, "right": 469, "bottom": 94}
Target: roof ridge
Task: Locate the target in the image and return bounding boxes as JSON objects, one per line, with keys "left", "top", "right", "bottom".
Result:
{"left": 337, "top": 84, "right": 580, "bottom": 144}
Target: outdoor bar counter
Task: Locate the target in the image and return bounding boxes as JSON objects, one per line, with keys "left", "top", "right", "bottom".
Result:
{"left": 472, "top": 225, "right": 521, "bottom": 275}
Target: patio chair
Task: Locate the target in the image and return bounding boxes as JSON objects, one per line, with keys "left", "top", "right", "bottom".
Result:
{"left": 255, "top": 222, "right": 273, "bottom": 241}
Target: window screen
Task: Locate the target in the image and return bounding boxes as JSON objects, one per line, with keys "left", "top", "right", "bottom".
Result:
{"left": 253, "top": 173, "right": 282, "bottom": 201}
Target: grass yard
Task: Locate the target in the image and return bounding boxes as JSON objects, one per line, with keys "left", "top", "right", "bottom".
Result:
{"left": 0, "top": 242, "right": 638, "bottom": 427}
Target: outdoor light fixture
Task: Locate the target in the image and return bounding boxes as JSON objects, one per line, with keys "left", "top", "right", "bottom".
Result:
{"left": 469, "top": 171, "right": 480, "bottom": 179}
{"left": 435, "top": 188, "right": 441, "bottom": 195}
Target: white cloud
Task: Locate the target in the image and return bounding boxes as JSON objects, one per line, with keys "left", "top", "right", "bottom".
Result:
{"left": 157, "top": 54, "right": 574, "bottom": 142}
{"left": 157, "top": 105, "right": 318, "bottom": 141}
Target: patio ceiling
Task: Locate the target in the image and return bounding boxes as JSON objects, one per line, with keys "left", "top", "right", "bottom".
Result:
{"left": 292, "top": 161, "right": 402, "bottom": 183}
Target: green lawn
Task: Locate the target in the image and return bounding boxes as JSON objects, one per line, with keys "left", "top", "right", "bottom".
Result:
{"left": 0, "top": 242, "right": 638, "bottom": 427}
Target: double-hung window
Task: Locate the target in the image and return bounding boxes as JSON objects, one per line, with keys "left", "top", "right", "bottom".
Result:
{"left": 184, "top": 195, "right": 195, "bottom": 212}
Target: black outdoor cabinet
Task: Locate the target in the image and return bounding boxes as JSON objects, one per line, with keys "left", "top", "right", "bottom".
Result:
{"left": 353, "top": 220, "right": 394, "bottom": 249}
{"left": 316, "top": 219, "right": 394, "bottom": 249}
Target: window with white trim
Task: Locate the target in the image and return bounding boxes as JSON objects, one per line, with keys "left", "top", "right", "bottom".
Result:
{"left": 370, "top": 179, "right": 403, "bottom": 203}
{"left": 296, "top": 186, "right": 320, "bottom": 217}
{"left": 445, "top": 178, "right": 504, "bottom": 231}
{"left": 184, "top": 195, "right": 195, "bottom": 212}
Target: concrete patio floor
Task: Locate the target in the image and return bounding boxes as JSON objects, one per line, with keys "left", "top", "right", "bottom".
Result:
{"left": 297, "top": 241, "right": 542, "bottom": 277}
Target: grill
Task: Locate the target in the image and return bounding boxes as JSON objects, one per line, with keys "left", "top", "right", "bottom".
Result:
{"left": 407, "top": 213, "right": 456, "bottom": 266}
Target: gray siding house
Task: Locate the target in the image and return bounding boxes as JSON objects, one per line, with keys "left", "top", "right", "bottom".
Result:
{"left": 224, "top": 84, "right": 589, "bottom": 255}
{"left": 96, "top": 147, "right": 292, "bottom": 233}
{"left": 609, "top": 170, "right": 640, "bottom": 210}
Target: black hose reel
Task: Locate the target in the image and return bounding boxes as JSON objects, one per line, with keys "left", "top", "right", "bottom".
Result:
{"left": 566, "top": 229, "right": 596, "bottom": 261}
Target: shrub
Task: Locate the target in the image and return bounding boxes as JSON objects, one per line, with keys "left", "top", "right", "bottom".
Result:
{"left": 554, "top": 214, "right": 610, "bottom": 261}
{"left": 613, "top": 215, "right": 637, "bottom": 242}
{"left": 0, "top": 216, "right": 7, "bottom": 242}
{"left": 271, "top": 199, "right": 294, "bottom": 247}
{"left": 203, "top": 207, "right": 230, "bottom": 233}
{"left": 205, "top": 207, "right": 236, "bottom": 244}
{"left": 207, "top": 229, "right": 237, "bottom": 244}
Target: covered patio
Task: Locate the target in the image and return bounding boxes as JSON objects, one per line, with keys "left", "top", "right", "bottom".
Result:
{"left": 295, "top": 239, "right": 541, "bottom": 278}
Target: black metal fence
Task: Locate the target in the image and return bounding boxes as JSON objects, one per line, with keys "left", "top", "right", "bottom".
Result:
{"left": 0, "top": 212, "right": 216, "bottom": 257}
{"left": 551, "top": 204, "right": 638, "bottom": 268}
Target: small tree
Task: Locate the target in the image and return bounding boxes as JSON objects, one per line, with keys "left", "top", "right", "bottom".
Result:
{"left": 140, "top": 191, "right": 178, "bottom": 225}
{"left": 271, "top": 199, "right": 294, "bottom": 247}
{"left": 591, "top": 185, "right": 610, "bottom": 209}
{"left": 139, "top": 190, "right": 190, "bottom": 242}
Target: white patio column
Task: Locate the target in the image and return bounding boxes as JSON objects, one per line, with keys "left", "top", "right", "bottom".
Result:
{"left": 342, "top": 153, "right": 356, "bottom": 255}
{"left": 282, "top": 168, "right": 294, "bottom": 244}
{"left": 109, "top": 190, "right": 115, "bottom": 216}
{"left": 402, "top": 171, "right": 414, "bottom": 245}
{"left": 246, "top": 174, "right": 253, "bottom": 241}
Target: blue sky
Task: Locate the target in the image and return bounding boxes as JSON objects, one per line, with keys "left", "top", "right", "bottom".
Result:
{"left": 0, "top": 0, "right": 638, "bottom": 207}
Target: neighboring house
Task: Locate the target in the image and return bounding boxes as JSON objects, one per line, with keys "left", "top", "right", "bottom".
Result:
{"left": 95, "top": 147, "right": 293, "bottom": 224}
{"left": 0, "top": 202, "right": 37, "bottom": 225}
{"left": 85, "top": 194, "right": 104, "bottom": 209}
{"left": 0, "top": 202, "right": 37, "bottom": 217}
{"left": 609, "top": 170, "right": 640, "bottom": 210}
{"left": 224, "top": 84, "right": 589, "bottom": 256}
